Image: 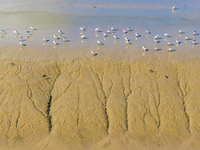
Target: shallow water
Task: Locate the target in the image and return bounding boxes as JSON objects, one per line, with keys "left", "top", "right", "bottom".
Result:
{"left": 0, "top": 0, "right": 200, "bottom": 59}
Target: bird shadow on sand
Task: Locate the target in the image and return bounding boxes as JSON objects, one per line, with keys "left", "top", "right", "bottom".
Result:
{"left": 113, "top": 29, "right": 118, "bottom": 31}
{"left": 65, "top": 40, "right": 70, "bottom": 42}
{"left": 179, "top": 32, "right": 185, "bottom": 34}
{"left": 46, "top": 40, "right": 49, "bottom": 42}
{"left": 22, "top": 44, "right": 26, "bottom": 46}
{"left": 169, "top": 50, "right": 176, "bottom": 52}
{"left": 156, "top": 49, "right": 162, "bottom": 51}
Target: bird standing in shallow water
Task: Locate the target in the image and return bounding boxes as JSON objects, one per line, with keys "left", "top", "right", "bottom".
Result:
{"left": 43, "top": 37, "right": 46, "bottom": 45}
{"left": 97, "top": 40, "right": 102, "bottom": 45}
{"left": 172, "top": 5, "right": 176, "bottom": 10}
{"left": 146, "top": 30, "right": 150, "bottom": 37}
{"left": 95, "top": 28, "right": 99, "bottom": 32}
{"left": 176, "top": 39, "right": 179, "bottom": 45}
{"left": 54, "top": 35, "right": 58, "bottom": 41}
{"left": 79, "top": 27, "right": 86, "bottom": 31}
{"left": 168, "top": 47, "right": 172, "bottom": 52}
{"left": 142, "top": 46, "right": 147, "bottom": 51}
{"left": 193, "top": 30, "right": 196, "bottom": 39}
{"left": 123, "top": 29, "right": 126, "bottom": 36}
{"left": 154, "top": 46, "right": 158, "bottom": 51}
{"left": 193, "top": 30, "right": 196, "bottom": 36}
{"left": 127, "top": 27, "right": 130, "bottom": 34}
{"left": 192, "top": 40, "right": 196, "bottom": 45}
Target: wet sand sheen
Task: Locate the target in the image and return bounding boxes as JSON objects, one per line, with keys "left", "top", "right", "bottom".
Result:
{"left": 0, "top": 54, "right": 200, "bottom": 150}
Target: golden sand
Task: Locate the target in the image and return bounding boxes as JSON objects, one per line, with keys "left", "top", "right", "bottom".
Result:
{"left": 0, "top": 49, "right": 200, "bottom": 150}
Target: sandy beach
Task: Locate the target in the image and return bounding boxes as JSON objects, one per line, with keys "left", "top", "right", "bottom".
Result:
{"left": 0, "top": 47, "right": 200, "bottom": 150}
{"left": 0, "top": 0, "right": 200, "bottom": 149}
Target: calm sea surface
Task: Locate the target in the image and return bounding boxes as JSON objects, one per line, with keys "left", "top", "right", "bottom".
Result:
{"left": 0, "top": 0, "right": 199, "bottom": 58}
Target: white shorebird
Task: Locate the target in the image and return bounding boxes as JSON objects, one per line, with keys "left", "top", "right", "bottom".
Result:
{"left": 53, "top": 40, "right": 58, "bottom": 45}
{"left": 43, "top": 37, "right": 47, "bottom": 44}
{"left": 54, "top": 34, "right": 58, "bottom": 39}
{"left": 81, "top": 35, "right": 85, "bottom": 39}
{"left": 154, "top": 46, "right": 158, "bottom": 51}
{"left": 125, "top": 37, "right": 129, "bottom": 44}
{"left": 113, "top": 35, "right": 118, "bottom": 39}
{"left": 146, "top": 30, "right": 149, "bottom": 34}
{"left": 97, "top": 40, "right": 102, "bottom": 45}
{"left": 107, "top": 30, "right": 111, "bottom": 34}
{"left": 154, "top": 37, "right": 158, "bottom": 43}
{"left": 95, "top": 28, "right": 99, "bottom": 32}
{"left": 167, "top": 41, "right": 171, "bottom": 45}
{"left": 168, "top": 47, "right": 173, "bottom": 51}
{"left": 91, "top": 50, "right": 95, "bottom": 55}
{"left": 79, "top": 27, "right": 86, "bottom": 31}
{"left": 62, "top": 37, "right": 66, "bottom": 42}
{"left": 192, "top": 40, "right": 196, "bottom": 45}
{"left": 154, "top": 35, "right": 159, "bottom": 39}
{"left": 103, "top": 32, "right": 107, "bottom": 39}
{"left": 164, "top": 33, "right": 169, "bottom": 37}
{"left": 107, "top": 30, "right": 111, "bottom": 36}
{"left": 185, "top": 35, "right": 189, "bottom": 40}
{"left": 178, "top": 30, "right": 183, "bottom": 34}
{"left": 13, "top": 30, "right": 18, "bottom": 34}
{"left": 193, "top": 30, "right": 196, "bottom": 36}
{"left": 19, "top": 37, "right": 23, "bottom": 41}
{"left": 58, "top": 30, "right": 63, "bottom": 34}
{"left": 111, "top": 26, "right": 115, "bottom": 31}
{"left": 127, "top": 27, "right": 130, "bottom": 33}
{"left": 176, "top": 38, "right": 179, "bottom": 44}
{"left": 123, "top": 29, "right": 126, "bottom": 36}
{"left": 19, "top": 41, "right": 23, "bottom": 45}
{"left": 142, "top": 46, "right": 147, "bottom": 51}
{"left": 135, "top": 32, "right": 139, "bottom": 37}
{"left": 125, "top": 40, "right": 129, "bottom": 45}
{"left": 172, "top": 5, "right": 176, "bottom": 10}
{"left": 30, "top": 26, "right": 34, "bottom": 30}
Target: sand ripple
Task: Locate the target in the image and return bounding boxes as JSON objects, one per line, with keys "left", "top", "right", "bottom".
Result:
{"left": 0, "top": 57, "right": 200, "bottom": 150}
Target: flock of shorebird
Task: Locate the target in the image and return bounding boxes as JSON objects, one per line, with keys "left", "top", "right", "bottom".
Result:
{"left": 0, "top": 6, "right": 198, "bottom": 55}
{"left": 0, "top": 25, "right": 197, "bottom": 55}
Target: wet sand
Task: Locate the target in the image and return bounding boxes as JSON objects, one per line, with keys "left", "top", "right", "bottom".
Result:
{"left": 0, "top": 46, "right": 200, "bottom": 150}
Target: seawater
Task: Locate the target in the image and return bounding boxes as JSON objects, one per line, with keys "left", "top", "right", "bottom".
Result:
{"left": 0, "top": 0, "right": 199, "bottom": 55}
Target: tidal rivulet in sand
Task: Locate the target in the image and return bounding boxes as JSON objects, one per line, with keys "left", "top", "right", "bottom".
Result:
{"left": 0, "top": 57, "right": 200, "bottom": 150}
